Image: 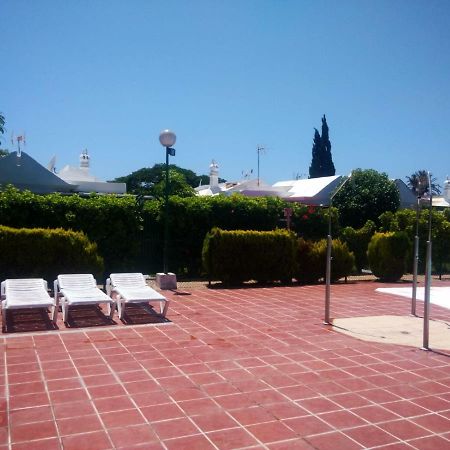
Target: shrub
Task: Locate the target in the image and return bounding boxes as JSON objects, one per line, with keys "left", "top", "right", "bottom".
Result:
{"left": 202, "top": 228, "right": 297, "bottom": 285}
{"left": 367, "top": 231, "right": 411, "bottom": 282}
{"left": 294, "top": 238, "right": 321, "bottom": 284}
{"left": 340, "top": 220, "right": 376, "bottom": 272}
{"left": 294, "top": 238, "right": 355, "bottom": 283}
{"left": 0, "top": 225, "right": 104, "bottom": 282}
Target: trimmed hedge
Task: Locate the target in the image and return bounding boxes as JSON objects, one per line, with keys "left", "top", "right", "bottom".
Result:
{"left": 294, "top": 238, "right": 355, "bottom": 284}
{"left": 202, "top": 228, "right": 297, "bottom": 285}
{"left": 0, "top": 226, "right": 104, "bottom": 282}
{"left": 340, "top": 220, "right": 376, "bottom": 272}
{"left": 367, "top": 231, "right": 411, "bottom": 282}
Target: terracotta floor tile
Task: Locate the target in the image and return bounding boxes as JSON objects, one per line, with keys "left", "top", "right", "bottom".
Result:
{"left": 378, "top": 419, "right": 430, "bottom": 440}
{"left": 328, "top": 392, "right": 371, "bottom": 409}
{"left": 305, "top": 431, "right": 363, "bottom": 450}
{"left": 10, "top": 420, "right": 58, "bottom": 443}
{"left": 267, "top": 402, "right": 308, "bottom": 420}
{"left": 11, "top": 437, "right": 62, "bottom": 450}
{"left": 351, "top": 404, "right": 401, "bottom": 423}
{"left": 178, "top": 397, "right": 221, "bottom": 416}
{"left": 408, "top": 435, "right": 450, "bottom": 450}
{"left": 230, "top": 406, "right": 275, "bottom": 425}
{"left": 413, "top": 413, "right": 450, "bottom": 433}
{"left": 247, "top": 420, "right": 297, "bottom": 443}
{"left": 207, "top": 427, "right": 260, "bottom": 449}
{"left": 61, "top": 431, "right": 112, "bottom": 450}
{"left": 283, "top": 415, "right": 333, "bottom": 436}
{"left": 49, "top": 388, "right": 89, "bottom": 404}
{"left": 53, "top": 400, "right": 96, "bottom": 419}
{"left": 140, "top": 403, "right": 184, "bottom": 422}
{"left": 192, "top": 410, "right": 238, "bottom": 432}
{"left": 46, "top": 378, "right": 82, "bottom": 391}
{"left": 108, "top": 424, "right": 159, "bottom": 448}
{"left": 93, "top": 395, "right": 136, "bottom": 413}
{"left": 9, "top": 405, "right": 53, "bottom": 425}
{"left": 9, "top": 392, "right": 50, "bottom": 410}
{"left": 344, "top": 424, "right": 400, "bottom": 447}
{"left": 152, "top": 417, "right": 199, "bottom": 440}
{"left": 164, "top": 434, "right": 216, "bottom": 450}
{"left": 88, "top": 384, "right": 127, "bottom": 399}
{"left": 297, "top": 397, "right": 342, "bottom": 414}
{"left": 131, "top": 390, "right": 173, "bottom": 407}
{"left": 9, "top": 381, "right": 46, "bottom": 396}
{"left": 383, "top": 400, "right": 432, "bottom": 418}
{"left": 58, "top": 414, "right": 104, "bottom": 435}
{"left": 318, "top": 410, "right": 367, "bottom": 429}
{"left": 100, "top": 408, "right": 146, "bottom": 428}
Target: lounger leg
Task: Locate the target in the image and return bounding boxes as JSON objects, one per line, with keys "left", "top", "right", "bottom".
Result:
{"left": 62, "top": 302, "right": 68, "bottom": 323}
{"left": 162, "top": 300, "right": 170, "bottom": 318}
{"left": 51, "top": 304, "right": 58, "bottom": 324}
{"left": 2, "top": 307, "right": 6, "bottom": 332}
{"left": 119, "top": 301, "right": 125, "bottom": 320}
{"left": 108, "top": 302, "right": 115, "bottom": 319}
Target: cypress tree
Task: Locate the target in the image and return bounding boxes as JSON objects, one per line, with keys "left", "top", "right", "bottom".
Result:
{"left": 308, "top": 115, "right": 336, "bottom": 178}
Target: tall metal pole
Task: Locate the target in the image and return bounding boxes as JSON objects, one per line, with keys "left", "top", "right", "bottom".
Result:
{"left": 422, "top": 171, "right": 433, "bottom": 350}
{"left": 324, "top": 173, "right": 353, "bottom": 325}
{"left": 163, "top": 148, "right": 169, "bottom": 274}
{"left": 411, "top": 196, "right": 420, "bottom": 316}
{"left": 324, "top": 198, "right": 332, "bottom": 324}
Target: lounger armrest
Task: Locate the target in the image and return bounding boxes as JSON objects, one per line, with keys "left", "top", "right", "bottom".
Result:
{"left": 0, "top": 281, "right": 5, "bottom": 296}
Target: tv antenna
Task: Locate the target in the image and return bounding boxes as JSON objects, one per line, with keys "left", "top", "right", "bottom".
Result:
{"left": 257, "top": 145, "right": 267, "bottom": 186}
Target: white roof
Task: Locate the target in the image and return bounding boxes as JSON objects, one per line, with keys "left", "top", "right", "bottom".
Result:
{"left": 59, "top": 165, "right": 100, "bottom": 183}
{"left": 273, "top": 176, "right": 341, "bottom": 199}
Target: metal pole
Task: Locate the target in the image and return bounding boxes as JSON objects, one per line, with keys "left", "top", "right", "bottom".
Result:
{"left": 163, "top": 148, "right": 169, "bottom": 274}
{"left": 324, "top": 173, "right": 352, "bottom": 325}
{"left": 422, "top": 172, "right": 433, "bottom": 350}
{"left": 411, "top": 196, "right": 420, "bottom": 316}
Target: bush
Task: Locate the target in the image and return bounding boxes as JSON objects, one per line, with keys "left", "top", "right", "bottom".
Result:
{"left": 0, "top": 226, "right": 104, "bottom": 282}
{"left": 340, "top": 220, "right": 376, "bottom": 272}
{"left": 202, "top": 228, "right": 297, "bottom": 285}
{"left": 294, "top": 238, "right": 355, "bottom": 283}
{"left": 367, "top": 231, "right": 411, "bottom": 282}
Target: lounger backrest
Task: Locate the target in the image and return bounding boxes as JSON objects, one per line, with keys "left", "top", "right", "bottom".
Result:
{"left": 4, "top": 278, "right": 48, "bottom": 293}
{"left": 58, "top": 274, "right": 97, "bottom": 290}
{"left": 110, "top": 273, "right": 146, "bottom": 288}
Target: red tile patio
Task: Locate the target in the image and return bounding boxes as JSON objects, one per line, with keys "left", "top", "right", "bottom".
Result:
{"left": 2, "top": 280, "right": 450, "bottom": 449}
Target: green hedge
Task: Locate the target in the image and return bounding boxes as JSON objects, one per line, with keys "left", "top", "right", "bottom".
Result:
{"left": 367, "top": 231, "right": 411, "bottom": 282}
{"left": 202, "top": 228, "right": 297, "bottom": 285}
{"left": 0, "top": 225, "right": 104, "bottom": 282}
{"left": 294, "top": 238, "right": 355, "bottom": 283}
{"left": 0, "top": 187, "right": 334, "bottom": 277}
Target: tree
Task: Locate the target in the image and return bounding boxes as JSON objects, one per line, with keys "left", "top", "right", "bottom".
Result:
{"left": 152, "top": 170, "right": 195, "bottom": 198}
{"left": 333, "top": 168, "right": 400, "bottom": 228}
{"left": 309, "top": 115, "right": 336, "bottom": 178}
{"left": 112, "top": 164, "right": 211, "bottom": 197}
{"left": 0, "top": 113, "right": 5, "bottom": 145}
{"left": 406, "top": 170, "right": 441, "bottom": 197}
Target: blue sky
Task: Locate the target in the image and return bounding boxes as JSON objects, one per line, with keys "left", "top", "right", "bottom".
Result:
{"left": 1, "top": 0, "right": 450, "bottom": 186}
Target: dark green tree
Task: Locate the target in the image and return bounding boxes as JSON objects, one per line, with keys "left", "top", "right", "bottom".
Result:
{"left": 112, "top": 164, "right": 220, "bottom": 197}
{"left": 406, "top": 170, "right": 441, "bottom": 197}
{"left": 309, "top": 115, "right": 335, "bottom": 178}
{"left": 0, "top": 113, "right": 5, "bottom": 145}
{"left": 333, "top": 169, "right": 400, "bottom": 228}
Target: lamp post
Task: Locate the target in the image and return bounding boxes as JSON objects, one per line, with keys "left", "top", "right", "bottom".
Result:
{"left": 324, "top": 172, "right": 353, "bottom": 325}
{"left": 159, "top": 129, "right": 176, "bottom": 275}
{"left": 411, "top": 193, "right": 421, "bottom": 316}
{"left": 422, "top": 171, "right": 433, "bottom": 350}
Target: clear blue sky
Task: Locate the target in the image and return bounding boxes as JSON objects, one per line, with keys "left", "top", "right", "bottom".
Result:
{"left": 1, "top": 0, "right": 450, "bottom": 186}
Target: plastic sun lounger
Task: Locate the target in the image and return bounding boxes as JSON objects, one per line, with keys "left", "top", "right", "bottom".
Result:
{"left": 1, "top": 278, "right": 58, "bottom": 331}
{"left": 55, "top": 274, "right": 115, "bottom": 323}
{"left": 106, "top": 273, "right": 169, "bottom": 320}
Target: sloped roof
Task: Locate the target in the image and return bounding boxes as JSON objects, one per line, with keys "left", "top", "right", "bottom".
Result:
{"left": 0, "top": 151, "right": 75, "bottom": 193}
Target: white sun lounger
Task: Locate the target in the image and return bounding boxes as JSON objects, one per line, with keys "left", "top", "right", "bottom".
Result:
{"left": 1, "top": 278, "right": 58, "bottom": 331}
{"left": 106, "top": 273, "right": 169, "bottom": 320}
{"left": 55, "top": 274, "right": 115, "bottom": 322}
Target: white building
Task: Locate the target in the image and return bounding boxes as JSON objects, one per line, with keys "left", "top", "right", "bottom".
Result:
{"left": 57, "top": 150, "right": 126, "bottom": 194}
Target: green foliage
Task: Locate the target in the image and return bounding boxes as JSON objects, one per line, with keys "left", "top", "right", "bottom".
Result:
{"left": 202, "top": 228, "right": 297, "bottom": 285}
{"left": 112, "top": 164, "right": 220, "bottom": 197}
{"left": 0, "top": 225, "right": 103, "bottom": 282}
{"left": 294, "top": 238, "right": 321, "bottom": 284}
{"left": 406, "top": 170, "right": 441, "bottom": 196}
{"left": 295, "top": 238, "right": 354, "bottom": 283}
{"left": 340, "top": 220, "right": 376, "bottom": 272}
{"left": 0, "top": 186, "right": 142, "bottom": 274}
{"left": 379, "top": 208, "right": 450, "bottom": 275}
{"left": 333, "top": 169, "right": 400, "bottom": 228}
{"left": 367, "top": 231, "right": 411, "bottom": 282}
{"left": 309, "top": 115, "right": 335, "bottom": 178}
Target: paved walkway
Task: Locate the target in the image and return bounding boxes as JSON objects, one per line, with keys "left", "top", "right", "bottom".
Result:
{"left": 2, "top": 280, "right": 450, "bottom": 449}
